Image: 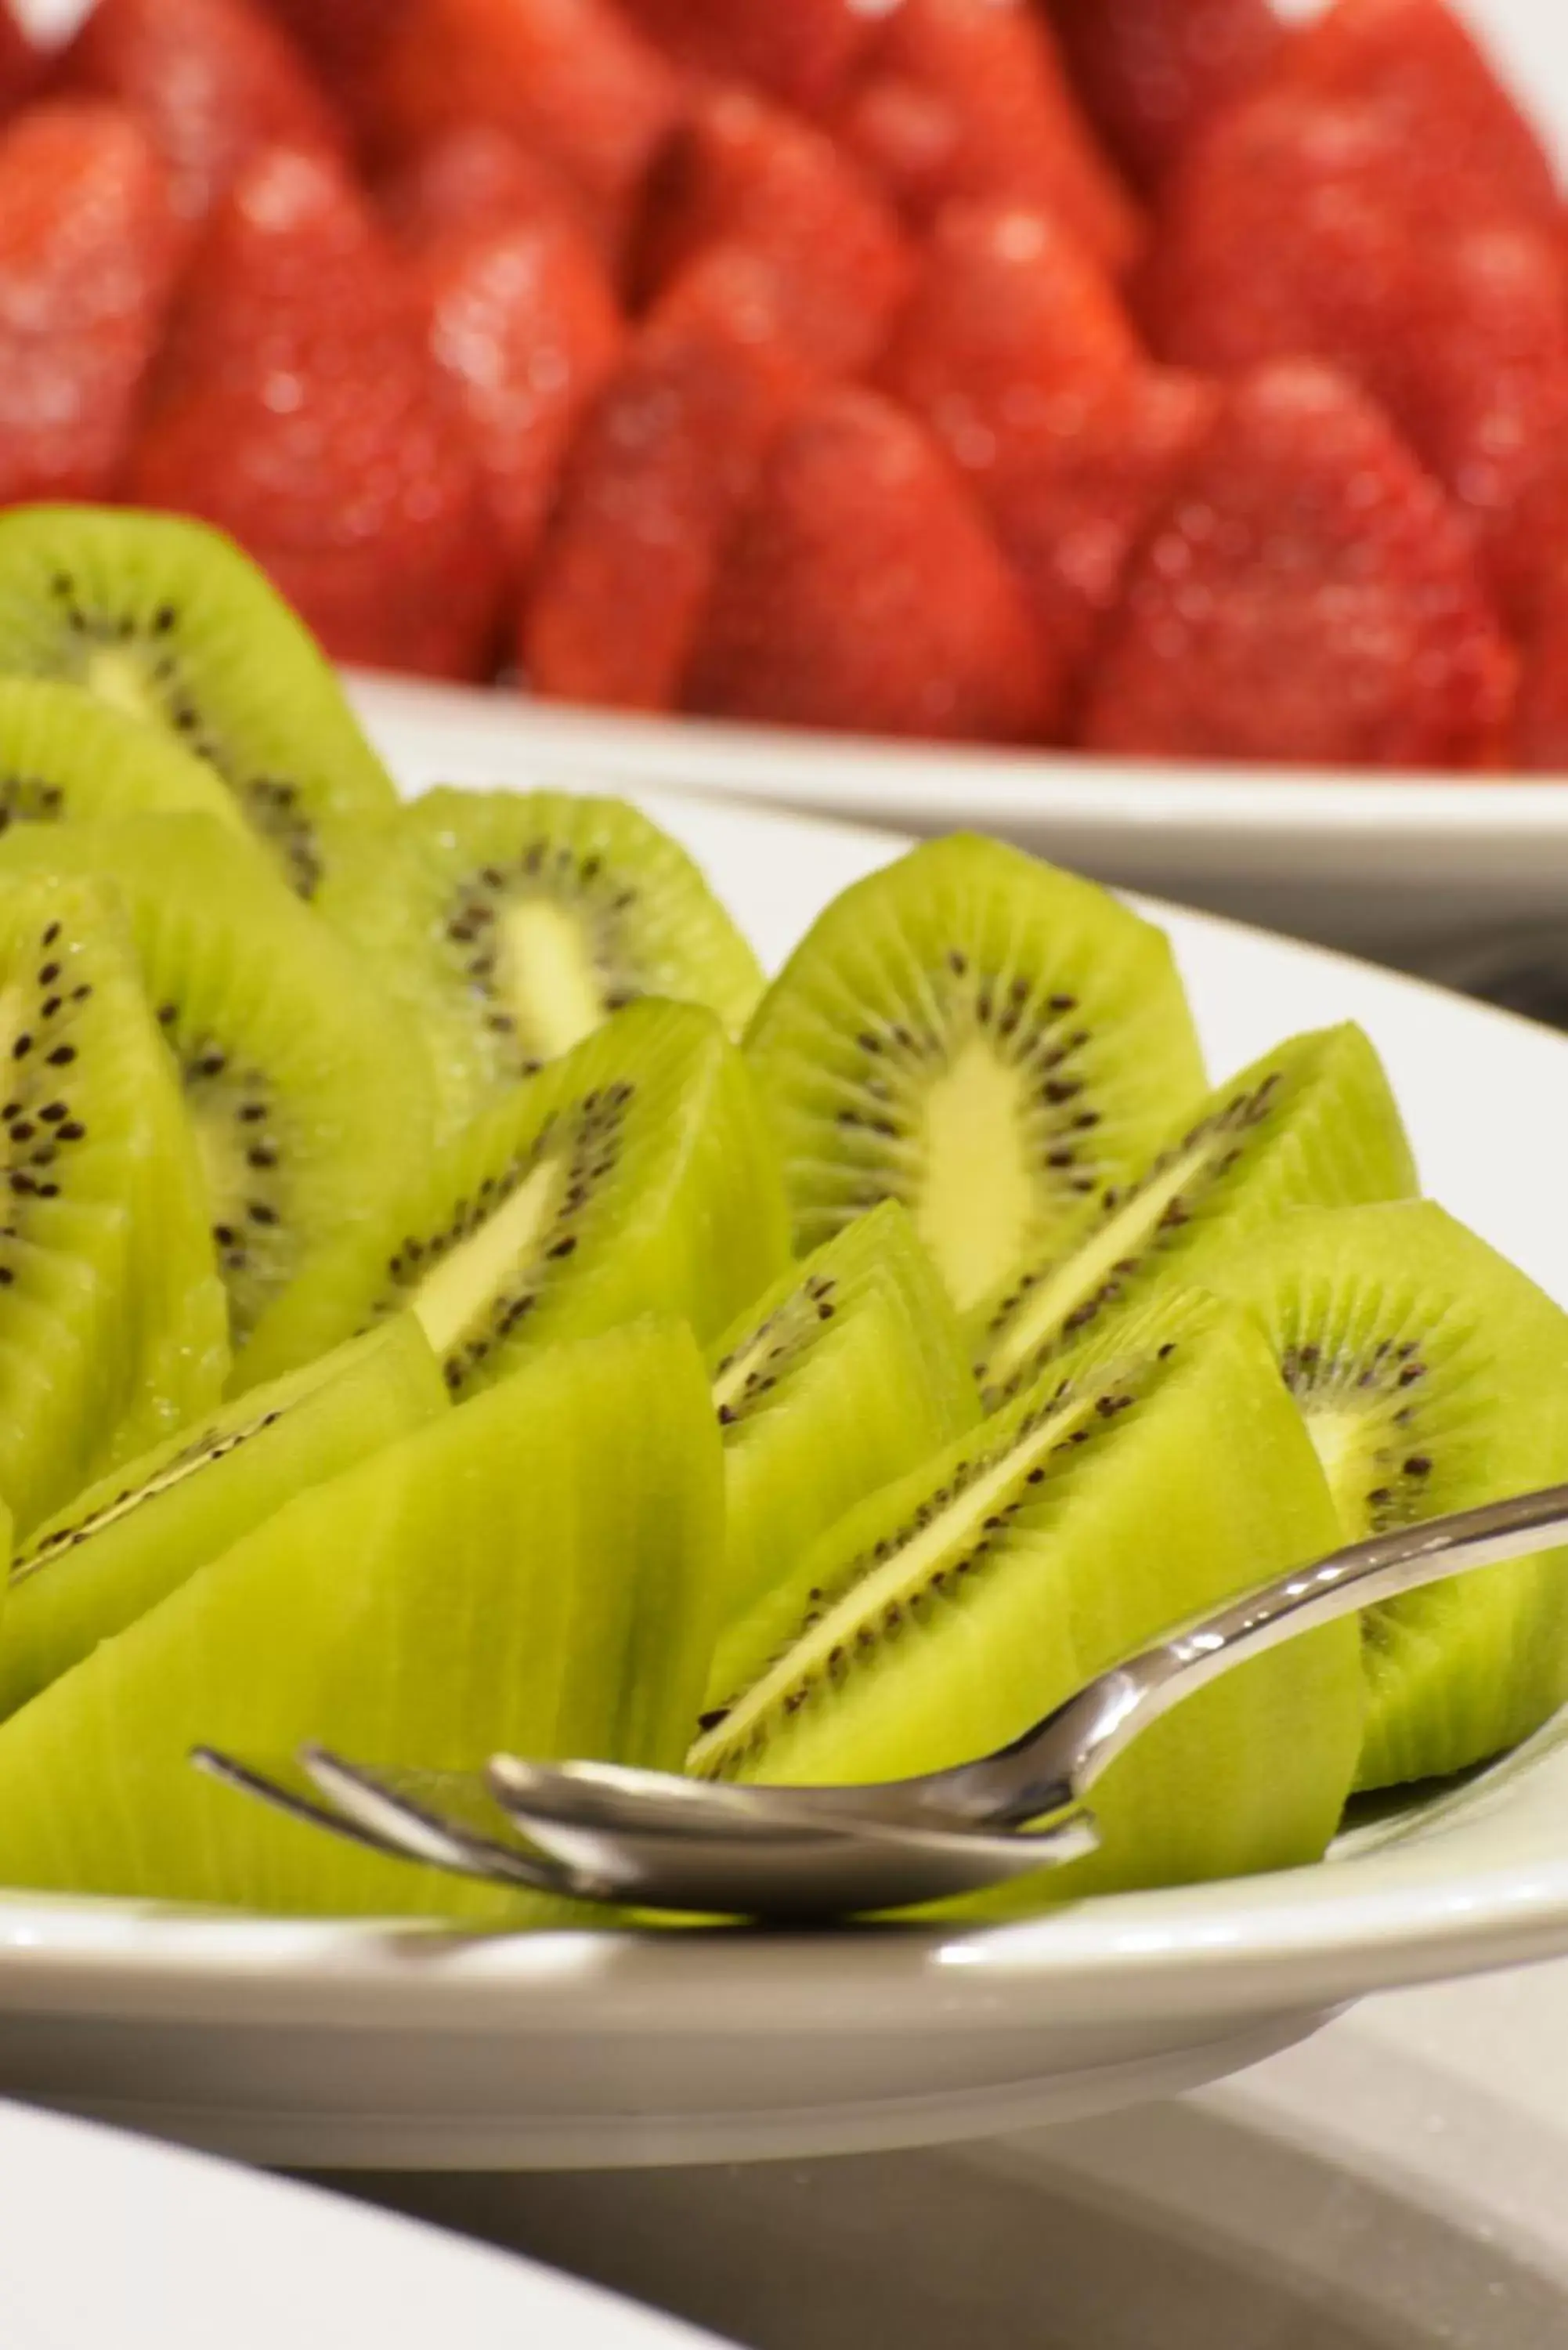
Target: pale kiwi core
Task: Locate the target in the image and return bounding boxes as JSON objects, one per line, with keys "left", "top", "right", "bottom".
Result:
{"left": 916, "top": 1033, "right": 1055, "bottom": 1311}
{"left": 407, "top": 1157, "right": 564, "bottom": 1358}
{"left": 496, "top": 898, "right": 606, "bottom": 1063}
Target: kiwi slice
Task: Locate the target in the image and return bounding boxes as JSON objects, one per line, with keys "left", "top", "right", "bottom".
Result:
{"left": 0, "top": 872, "right": 227, "bottom": 1533}
{"left": 743, "top": 834, "right": 1207, "bottom": 1318}
{"left": 237, "top": 996, "right": 793, "bottom": 1397}
{"left": 1202, "top": 1202, "right": 1568, "bottom": 1792}
{"left": 970, "top": 1025, "right": 1418, "bottom": 1410}
{"left": 0, "top": 813, "right": 436, "bottom": 1361}
{"left": 706, "top": 1198, "right": 981, "bottom": 1708}
{"left": 0, "top": 506, "right": 398, "bottom": 895}
{"left": 692, "top": 1289, "right": 1360, "bottom": 1907}
{"left": 0, "top": 678, "right": 256, "bottom": 837}
{"left": 0, "top": 1314, "right": 446, "bottom": 1722}
{"left": 0, "top": 1318, "right": 724, "bottom": 1920}
{"left": 316, "top": 787, "right": 767, "bottom": 1135}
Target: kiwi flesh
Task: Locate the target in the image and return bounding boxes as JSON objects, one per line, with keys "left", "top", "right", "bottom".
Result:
{"left": 704, "top": 1198, "right": 981, "bottom": 1709}
{"left": 237, "top": 996, "right": 793, "bottom": 1397}
{"left": 0, "top": 679, "right": 255, "bottom": 837}
{"left": 744, "top": 835, "right": 1207, "bottom": 1318}
{"left": 0, "top": 1314, "right": 447, "bottom": 1721}
{"left": 0, "top": 506, "right": 398, "bottom": 895}
{"left": 0, "top": 1318, "right": 724, "bottom": 1920}
{"left": 692, "top": 1289, "right": 1361, "bottom": 1908}
{"left": 1201, "top": 1202, "right": 1568, "bottom": 1792}
{"left": 0, "top": 872, "right": 227, "bottom": 1534}
{"left": 0, "top": 814, "right": 436, "bottom": 1361}
{"left": 316, "top": 788, "right": 768, "bottom": 1136}
{"left": 970, "top": 1024, "right": 1418, "bottom": 1411}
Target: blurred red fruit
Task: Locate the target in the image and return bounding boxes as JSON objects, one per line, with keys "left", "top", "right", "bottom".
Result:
{"left": 524, "top": 256, "right": 814, "bottom": 710}
{"left": 616, "top": 0, "right": 871, "bottom": 116}
{"left": 1513, "top": 569, "right": 1568, "bottom": 771}
{"left": 57, "top": 0, "right": 344, "bottom": 237}
{"left": 379, "top": 124, "right": 590, "bottom": 252}
{"left": 1048, "top": 0, "right": 1283, "bottom": 190}
{"left": 838, "top": 0, "right": 1141, "bottom": 277}
{"left": 0, "top": 103, "right": 178, "bottom": 504}
{"left": 0, "top": 2, "right": 42, "bottom": 121}
{"left": 685, "top": 385, "right": 1050, "bottom": 743}
{"left": 129, "top": 145, "right": 504, "bottom": 679}
{"left": 365, "top": 0, "right": 684, "bottom": 248}
{"left": 1081, "top": 363, "right": 1516, "bottom": 769}
{"left": 258, "top": 0, "right": 406, "bottom": 104}
{"left": 638, "top": 88, "right": 912, "bottom": 375}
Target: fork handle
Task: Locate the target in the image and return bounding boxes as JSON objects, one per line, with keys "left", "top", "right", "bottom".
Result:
{"left": 905, "top": 1480, "right": 1568, "bottom": 1831}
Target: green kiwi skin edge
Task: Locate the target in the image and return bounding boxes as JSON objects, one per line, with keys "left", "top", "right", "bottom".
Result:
{"left": 744, "top": 833, "right": 1209, "bottom": 1318}
{"left": 693, "top": 1289, "right": 1362, "bottom": 1915}
{"left": 0, "top": 1318, "right": 724, "bottom": 1921}
{"left": 0, "top": 1314, "right": 448, "bottom": 1723}
{"left": 704, "top": 1198, "right": 982, "bottom": 1709}
{"left": 1202, "top": 1199, "right": 1568, "bottom": 1793}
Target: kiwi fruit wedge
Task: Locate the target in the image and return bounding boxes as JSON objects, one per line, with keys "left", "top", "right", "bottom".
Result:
{"left": 0, "top": 872, "right": 227, "bottom": 1534}
{"left": 743, "top": 834, "right": 1207, "bottom": 1318}
{"left": 0, "top": 506, "right": 398, "bottom": 895}
{"left": 705, "top": 1198, "right": 981, "bottom": 1710}
{"left": 0, "top": 1318, "right": 723, "bottom": 1920}
{"left": 970, "top": 1024, "right": 1418, "bottom": 1410}
{"left": 0, "top": 1314, "right": 447, "bottom": 1722}
{"left": 692, "top": 1288, "right": 1361, "bottom": 1908}
{"left": 237, "top": 996, "right": 792, "bottom": 1397}
{"left": 316, "top": 788, "right": 768, "bottom": 1135}
{"left": 0, "top": 813, "right": 436, "bottom": 1361}
{"left": 0, "top": 678, "right": 256, "bottom": 837}
{"left": 1202, "top": 1202, "right": 1568, "bottom": 1793}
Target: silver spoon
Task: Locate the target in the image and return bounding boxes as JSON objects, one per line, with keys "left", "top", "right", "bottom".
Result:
{"left": 194, "top": 1480, "right": 1568, "bottom": 1923}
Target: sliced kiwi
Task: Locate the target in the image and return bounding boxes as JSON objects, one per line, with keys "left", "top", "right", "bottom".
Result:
{"left": 0, "top": 1318, "right": 724, "bottom": 1920}
{"left": 0, "top": 678, "right": 256, "bottom": 838}
{"left": 0, "top": 873, "right": 227, "bottom": 1533}
{"left": 970, "top": 1025, "right": 1418, "bottom": 1410}
{"left": 0, "top": 506, "right": 398, "bottom": 895}
{"left": 237, "top": 996, "right": 792, "bottom": 1397}
{"left": 705, "top": 1198, "right": 981, "bottom": 1707}
{"left": 743, "top": 835, "right": 1207, "bottom": 1318}
{"left": 315, "top": 788, "right": 767, "bottom": 1135}
{"left": 692, "top": 1289, "right": 1360, "bottom": 1908}
{"left": 1202, "top": 1202, "right": 1568, "bottom": 1792}
{"left": 0, "top": 815, "right": 436, "bottom": 1360}
{"left": 0, "top": 1314, "right": 447, "bottom": 1721}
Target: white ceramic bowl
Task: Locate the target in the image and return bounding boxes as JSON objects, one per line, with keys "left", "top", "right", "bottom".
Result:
{"left": 0, "top": 687, "right": 1567, "bottom": 2171}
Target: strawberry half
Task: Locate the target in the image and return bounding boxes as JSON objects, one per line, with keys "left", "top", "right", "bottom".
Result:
{"left": 57, "top": 0, "right": 345, "bottom": 239}
{"left": 1048, "top": 0, "right": 1283, "bottom": 191}
{"left": 839, "top": 0, "right": 1141, "bottom": 278}
{"left": 616, "top": 0, "right": 872, "bottom": 117}
{"left": 0, "top": 102, "right": 178, "bottom": 504}
{"left": 378, "top": 124, "right": 592, "bottom": 254}
{"left": 128, "top": 144, "right": 504, "bottom": 680}
{"left": 685, "top": 384, "right": 1050, "bottom": 743}
{"left": 638, "top": 87, "right": 913, "bottom": 376}
{"left": 1080, "top": 362, "right": 1516, "bottom": 770}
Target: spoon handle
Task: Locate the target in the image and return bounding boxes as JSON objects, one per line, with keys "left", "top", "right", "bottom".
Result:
{"left": 916, "top": 1480, "right": 1568, "bottom": 1831}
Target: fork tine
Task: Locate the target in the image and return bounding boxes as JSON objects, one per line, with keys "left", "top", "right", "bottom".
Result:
{"left": 298, "top": 1747, "right": 593, "bottom": 1896}
{"left": 191, "top": 1744, "right": 461, "bottom": 1875}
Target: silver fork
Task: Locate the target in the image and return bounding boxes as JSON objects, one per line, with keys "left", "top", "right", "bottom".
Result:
{"left": 194, "top": 1481, "right": 1568, "bottom": 1923}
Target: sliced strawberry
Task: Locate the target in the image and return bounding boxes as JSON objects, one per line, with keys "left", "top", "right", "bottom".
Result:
{"left": 685, "top": 384, "right": 1050, "bottom": 743}
{"left": 128, "top": 144, "right": 503, "bottom": 680}
{"left": 365, "top": 0, "right": 684, "bottom": 248}
{"left": 522, "top": 255, "right": 814, "bottom": 710}
{"left": 839, "top": 0, "right": 1142, "bottom": 277}
{"left": 414, "top": 207, "right": 625, "bottom": 583}
{"left": 1080, "top": 363, "right": 1516, "bottom": 769}
{"left": 638, "top": 88, "right": 913, "bottom": 375}
{"left": 616, "top": 0, "right": 872, "bottom": 117}
{"left": 1047, "top": 0, "right": 1282, "bottom": 191}
{"left": 258, "top": 0, "right": 407, "bottom": 107}
{"left": 1278, "top": 0, "right": 1559, "bottom": 237}
{"left": 378, "top": 124, "right": 590, "bottom": 253}
{"left": 0, "top": 103, "right": 178, "bottom": 504}
{"left": 57, "top": 0, "right": 345, "bottom": 238}
{"left": 1513, "top": 567, "right": 1568, "bottom": 772}
{"left": 0, "top": 4, "right": 43, "bottom": 121}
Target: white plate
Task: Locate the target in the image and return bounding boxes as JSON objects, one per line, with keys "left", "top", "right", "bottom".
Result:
{"left": 0, "top": 2101, "right": 728, "bottom": 2349}
{"left": 5, "top": 690, "right": 1568, "bottom": 2173}
{"left": 339, "top": 0, "right": 1568, "bottom": 970}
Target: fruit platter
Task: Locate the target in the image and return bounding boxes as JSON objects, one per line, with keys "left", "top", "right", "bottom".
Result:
{"left": 0, "top": 503, "right": 1555, "bottom": 2162}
